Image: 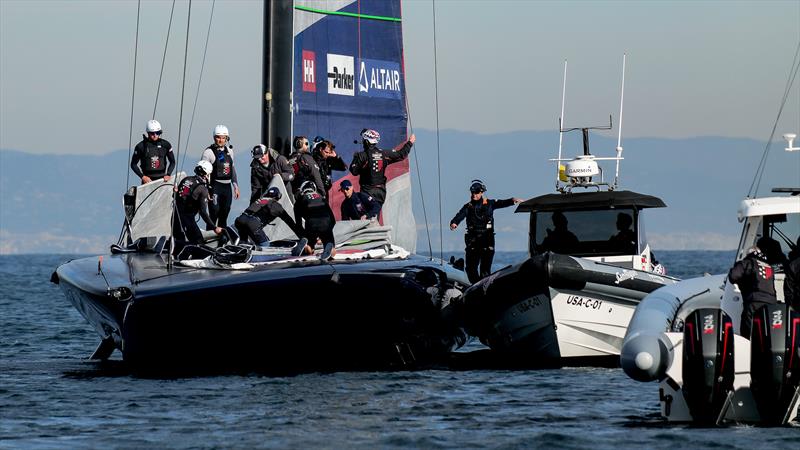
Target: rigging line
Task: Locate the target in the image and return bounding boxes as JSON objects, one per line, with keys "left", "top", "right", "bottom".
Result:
{"left": 748, "top": 39, "right": 800, "bottom": 197}
{"left": 432, "top": 0, "right": 443, "bottom": 262}
{"left": 153, "top": 0, "right": 177, "bottom": 120}
{"left": 180, "top": 0, "right": 216, "bottom": 174}
{"left": 125, "top": 0, "right": 142, "bottom": 195}
{"left": 170, "top": 0, "right": 193, "bottom": 268}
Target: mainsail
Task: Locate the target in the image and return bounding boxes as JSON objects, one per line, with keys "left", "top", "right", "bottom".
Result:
{"left": 291, "top": 0, "right": 416, "bottom": 251}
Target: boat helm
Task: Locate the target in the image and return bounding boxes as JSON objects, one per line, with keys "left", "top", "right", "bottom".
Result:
{"left": 252, "top": 144, "right": 266, "bottom": 159}
{"left": 265, "top": 186, "right": 282, "bottom": 201}
{"left": 146, "top": 120, "right": 162, "bottom": 133}
{"left": 195, "top": 160, "right": 213, "bottom": 179}
{"left": 299, "top": 180, "right": 317, "bottom": 196}
{"left": 469, "top": 179, "right": 487, "bottom": 194}
{"left": 213, "top": 125, "right": 229, "bottom": 137}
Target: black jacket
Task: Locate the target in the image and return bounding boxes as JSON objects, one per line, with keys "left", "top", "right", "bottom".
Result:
{"left": 244, "top": 197, "right": 303, "bottom": 237}
{"left": 450, "top": 197, "right": 516, "bottom": 249}
{"left": 341, "top": 192, "right": 381, "bottom": 220}
{"left": 728, "top": 251, "right": 778, "bottom": 305}
{"left": 175, "top": 175, "right": 214, "bottom": 229}
{"left": 291, "top": 152, "right": 326, "bottom": 196}
{"left": 250, "top": 151, "right": 294, "bottom": 203}
{"left": 314, "top": 153, "right": 347, "bottom": 194}
{"left": 294, "top": 191, "right": 335, "bottom": 232}
{"left": 349, "top": 140, "right": 412, "bottom": 188}
{"left": 130, "top": 137, "right": 175, "bottom": 179}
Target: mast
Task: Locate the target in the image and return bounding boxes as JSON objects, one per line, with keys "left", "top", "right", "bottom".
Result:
{"left": 262, "top": 0, "right": 294, "bottom": 155}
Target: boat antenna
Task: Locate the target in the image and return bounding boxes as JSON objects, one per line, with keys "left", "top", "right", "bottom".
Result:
{"left": 614, "top": 53, "right": 626, "bottom": 189}
{"left": 125, "top": 0, "right": 142, "bottom": 193}
{"left": 153, "top": 0, "right": 177, "bottom": 119}
{"left": 169, "top": 0, "right": 193, "bottom": 268}
{"left": 432, "top": 0, "right": 444, "bottom": 262}
{"left": 557, "top": 59, "right": 567, "bottom": 189}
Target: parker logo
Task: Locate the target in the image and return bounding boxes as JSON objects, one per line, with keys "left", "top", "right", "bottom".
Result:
{"left": 357, "top": 58, "right": 402, "bottom": 99}
{"left": 703, "top": 314, "right": 715, "bottom": 334}
{"left": 302, "top": 50, "right": 316, "bottom": 92}
{"left": 327, "top": 54, "right": 354, "bottom": 96}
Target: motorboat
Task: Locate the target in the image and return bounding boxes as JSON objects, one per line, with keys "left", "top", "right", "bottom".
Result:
{"left": 51, "top": 0, "right": 469, "bottom": 373}
{"left": 460, "top": 58, "right": 679, "bottom": 367}
{"left": 620, "top": 132, "right": 800, "bottom": 425}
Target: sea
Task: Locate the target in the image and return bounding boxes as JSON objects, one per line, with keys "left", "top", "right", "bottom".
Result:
{"left": 1, "top": 251, "right": 797, "bottom": 449}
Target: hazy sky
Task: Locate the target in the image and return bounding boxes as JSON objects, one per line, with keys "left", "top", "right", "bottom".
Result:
{"left": 1, "top": 0, "right": 799, "bottom": 156}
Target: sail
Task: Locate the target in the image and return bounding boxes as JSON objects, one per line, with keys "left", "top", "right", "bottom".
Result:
{"left": 292, "top": 0, "right": 416, "bottom": 252}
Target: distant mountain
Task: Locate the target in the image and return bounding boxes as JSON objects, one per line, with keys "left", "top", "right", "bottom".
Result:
{"left": 1, "top": 130, "right": 797, "bottom": 254}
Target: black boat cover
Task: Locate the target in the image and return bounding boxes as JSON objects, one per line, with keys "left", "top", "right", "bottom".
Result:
{"left": 515, "top": 190, "right": 666, "bottom": 213}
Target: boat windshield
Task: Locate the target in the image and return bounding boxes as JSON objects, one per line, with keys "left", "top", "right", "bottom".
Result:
{"left": 762, "top": 212, "right": 799, "bottom": 263}
{"left": 530, "top": 208, "right": 639, "bottom": 256}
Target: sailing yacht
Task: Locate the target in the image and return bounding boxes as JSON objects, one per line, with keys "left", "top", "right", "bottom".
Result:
{"left": 51, "top": 0, "right": 469, "bottom": 372}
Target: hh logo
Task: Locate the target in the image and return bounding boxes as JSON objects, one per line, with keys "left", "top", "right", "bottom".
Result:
{"left": 302, "top": 50, "right": 316, "bottom": 92}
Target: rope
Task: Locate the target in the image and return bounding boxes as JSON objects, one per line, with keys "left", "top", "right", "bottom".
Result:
{"left": 432, "top": 0, "right": 444, "bottom": 261}
{"left": 125, "top": 0, "right": 142, "bottom": 191}
{"left": 153, "top": 0, "right": 177, "bottom": 119}
{"left": 748, "top": 39, "right": 800, "bottom": 197}
{"left": 180, "top": 0, "right": 216, "bottom": 173}
{"left": 170, "top": 0, "right": 193, "bottom": 267}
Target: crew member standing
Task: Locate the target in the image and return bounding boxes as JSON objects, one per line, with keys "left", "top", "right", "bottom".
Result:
{"left": 173, "top": 160, "right": 222, "bottom": 245}
{"left": 449, "top": 180, "right": 522, "bottom": 283}
{"left": 728, "top": 238, "right": 779, "bottom": 338}
{"left": 290, "top": 136, "right": 325, "bottom": 197}
{"left": 250, "top": 144, "right": 294, "bottom": 203}
{"left": 202, "top": 125, "right": 240, "bottom": 229}
{"left": 130, "top": 120, "right": 175, "bottom": 184}
{"left": 312, "top": 137, "right": 347, "bottom": 200}
{"left": 349, "top": 129, "right": 415, "bottom": 210}
{"left": 294, "top": 181, "right": 337, "bottom": 260}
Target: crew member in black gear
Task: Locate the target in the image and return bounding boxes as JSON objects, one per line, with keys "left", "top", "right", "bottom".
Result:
{"left": 250, "top": 144, "right": 294, "bottom": 203}
{"left": 311, "top": 137, "right": 347, "bottom": 199}
{"left": 294, "top": 181, "right": 337, "bottom": 260}
{"left": 234, "top": 186, "right": 304, "bottom": 248}
{"left": 784, "top": 237, "right": 800, "bottom": 310}
{"left": 339, "top": 179, "right": 380, "bottom": 220}
{"left": 173, "top": 160, "right": 222, "bottom": 246}
{"left": 728, "top": 237, "right": 779, "bottom": 338}
{"left": 290, "top": 136, "right": 326, "bottom": 197}
{"left": 450, "top": 180, "right": 522, "bottom": 283}
{"left": 202, "top": 125, "right": 240, "bottom": 229}
{"left": 130, "top": 119, "right": 175, "bottom": 184}
{"left": 349, "top": 129, "right": 415, "bottom": 209}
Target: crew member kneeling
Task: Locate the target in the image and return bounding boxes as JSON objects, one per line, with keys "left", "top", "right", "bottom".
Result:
{"left": 294, "top": 181, "right": 337, "bottom": 260}
{"left": 234, "top": 186, "right": 304, "bottom": 249}
{"left": 173, "top": 160, "right": 222, "bottom": 245}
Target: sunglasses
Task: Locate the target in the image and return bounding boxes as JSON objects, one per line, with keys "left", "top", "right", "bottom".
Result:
{"left": 148, "top": 131, "right": 162, "bottom": 136}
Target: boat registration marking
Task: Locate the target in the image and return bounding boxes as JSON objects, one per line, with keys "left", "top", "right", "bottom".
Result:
{"left": 565, "top": 295, "right": 603, "bottom": 310}
{"left": 515, "top": 295, "right": 545, "bottom": 314}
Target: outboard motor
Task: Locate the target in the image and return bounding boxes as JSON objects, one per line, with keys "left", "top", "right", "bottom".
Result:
{"left": 750, "top": 304, "right": 800, "bottom": 424}
{"left": 682, "top": 308, "right": 735, "bottom": 423}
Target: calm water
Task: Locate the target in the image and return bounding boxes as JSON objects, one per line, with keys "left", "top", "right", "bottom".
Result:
{"left": 1, "top": 252, "right": 797, "bottom": 449}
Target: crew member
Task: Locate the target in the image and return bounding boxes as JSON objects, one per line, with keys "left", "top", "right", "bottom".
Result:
{"left": 234, "top": 186, "right": 305, "bottom": 250}
{"left": 312, "top": 137, "right": 347, "bottom": 199}
{"left": 449, "top": 180, "right": 522, "bottom": 283}
{"left": 294, "top": 181, "right": 337, "bottom": 260}
{"left": 130, "top": 119, "right": 175, "bottom": 184}
{"left": 784, "top": 238, "right": 800, "bottom": 310}
{"left": 339, "top": 179, "right": 380, "bottom": 220}
{"left": 538, "top": 211, "right": 580, "bottom": 253}
{"left": 609, "top": 212, "right": 637, "bottom": 254}
{"left": 290, "top": 136, "right": 325, "bottom": 197}
{"left": 728, "top": 238, "right": 779, "bottom": 338}
{"left": 173, "top": 160, "right": 222, "bottom": 245}
{"left": 250, "top": 144, "right": 294, "bottom": 203}
{"left": 202, "top": 125, "right": 240, "bottom": 229}
{"left": 349, "top": 129, "right": 415, "bottom": 209}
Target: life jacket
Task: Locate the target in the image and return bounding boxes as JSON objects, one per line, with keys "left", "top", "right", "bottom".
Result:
{"left": 736, "top": 252, "right": 777, "bottom": 303}
{"left": 359, "top": 147, "right": 387, "bottom": 187}
{"left": 140, "top": 139, "right": 168, "bottom": 177}
{"left": 245, "top": 198, "right": 280, "bottom": 226}
{"left": 176, "top": 175, "right": 205, "bottom": 212}
{"left": 464, "top": 198, "right": 494, "bottom": 235}
{"left": 208, "top": 145, "right": 233, "bottom": 181}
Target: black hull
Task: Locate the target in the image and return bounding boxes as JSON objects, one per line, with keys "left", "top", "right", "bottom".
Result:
{"left": 54, "top": 253, "right": 469, "bottom": 373}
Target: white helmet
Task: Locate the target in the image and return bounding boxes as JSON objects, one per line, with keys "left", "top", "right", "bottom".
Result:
{"left": 146, "top": 120, "right": 162, "bottom": 133}
{"left": 195, "top": 160, "right": 213, "bottom": 176}
{"left": 213, "top": 125, "right": 229, "bottom": 137}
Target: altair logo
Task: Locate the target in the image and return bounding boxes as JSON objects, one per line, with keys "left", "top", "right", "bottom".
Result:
{"left": 302, "top": 50, "right": 316, "bottom": 92}
{"left": 327, "top": 54, "right": 354, "bottom": 96}
{"left": 358, "top": 58, "right": 402, "bottom": 99}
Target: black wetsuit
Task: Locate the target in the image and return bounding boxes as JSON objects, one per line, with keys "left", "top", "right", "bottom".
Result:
{"left": 349, "top": 140, "right": 412, "bottom": 205}
{"left": 234, "top": 198, "right": 303, "bottom": 246}
{"left": 173, "top": 175, "right": 214, "bottom": 245}
{"left": 450, "top": 197, "right": 516, "bottom": 283}
{"left": 728, "top": 250, "right": 778, "bottom": 337}
{"left": 205, "top": 144, "right": 238, "bottom": 229}
{"left": 294, "top": 191, "right": 336, "bottom": 248}
{"left": 130, "top": 137, "right": 175, "bottom": 181}
{"left": 250, "top": 151, "right": 294, "bottom": 204}
{"left": 341, "top": 192, "right": 381, "bottom": 220}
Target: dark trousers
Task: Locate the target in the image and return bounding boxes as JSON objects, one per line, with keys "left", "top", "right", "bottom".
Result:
{"left": 304, "top": 219, "right": 335, "bottom": 247}
{"left": 234, "top": 214, "right": 269, "bottom": 246}
{"left": 361, "top": 185, "right": 386, "bottom": 205}
{"left": 740, "top": 300, "right": 774, "bottom": 339}
{"left": 173, "top": 210, "right": 203, "bottom": 245}
{"left": 209, "top": 181, "right": 233, "bottom": 229}
{"left": 465, "top": 246, "right": 495, "bottom": 283}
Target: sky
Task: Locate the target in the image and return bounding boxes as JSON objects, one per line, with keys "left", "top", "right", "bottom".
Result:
{"left": 1, "top": 0, "right": 799, "bottom": 157}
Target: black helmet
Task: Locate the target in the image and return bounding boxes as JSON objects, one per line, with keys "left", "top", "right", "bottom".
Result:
{"left": 469, "top": 179, "right": 487, "bottom": 194}
{"left": 252, "top": 144, "right": 266, "bottom": 159}
{"left": 265, "top": 186, "right": 282, "bottom": 200}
